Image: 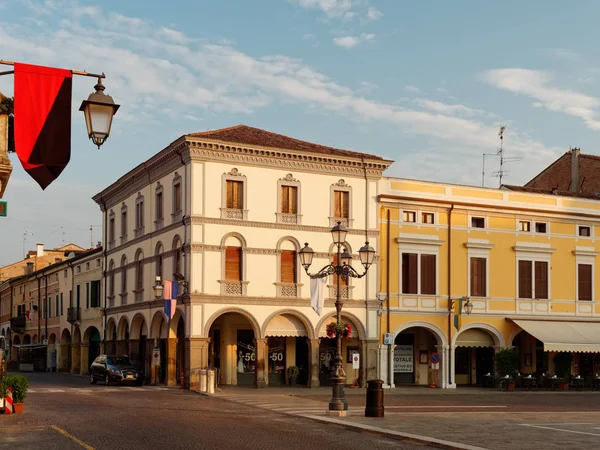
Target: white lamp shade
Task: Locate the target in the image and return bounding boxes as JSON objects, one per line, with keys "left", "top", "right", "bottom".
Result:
{"left": 358, "top": 242, "right": 375, "bottom": 269}
{"left": 298, "top": 243, "right": 315, "bottom": 268}
{"left": 331, "top": 221, "right": 348, "bottom": 245}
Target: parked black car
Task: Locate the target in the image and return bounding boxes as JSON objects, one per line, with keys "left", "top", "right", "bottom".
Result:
{"left": 90, "top": 355, "right": 143, "bottom": 386}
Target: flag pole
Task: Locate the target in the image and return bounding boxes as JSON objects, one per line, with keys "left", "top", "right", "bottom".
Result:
{"left": 0, "top": 60, "right": 106, "bottom": 78}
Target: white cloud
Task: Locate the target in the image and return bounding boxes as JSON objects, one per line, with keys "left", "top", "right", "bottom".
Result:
{"left": 302, "top": 33, "right": 320, "bottom": 47}
{"left": 414, "top": 98, "right": 485, "bottom": 118}
{"left": 333, "top": 33, "right": 375, "bottom": 48}
{"left": 367, "top": 6, "right": 383, "bottom": 20}
{"left": 482, "top": 68, "right": 600, "bottom": 130}
{"left": 291, "top": 0, "right": 353, "bottom": 18}
{"left": 404, "top": 85, "right": 420, "bottom": 93}
{"left": 546, "top": 48, "right": 582, "bottom": 62}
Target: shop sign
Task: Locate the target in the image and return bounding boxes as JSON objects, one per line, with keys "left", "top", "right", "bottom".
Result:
{"left": 394, "top": 345, "right": 413, "bottom": 373}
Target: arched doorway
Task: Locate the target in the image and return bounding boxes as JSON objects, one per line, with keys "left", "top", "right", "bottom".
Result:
{"left": 48, "top": 333, "right": 57, "bottom": 372}
{"left": 105, "top": 318, "right": 117, "bottom": 355}
{"left": 60, "top": 329, "right": 71, "bottom": 372}
{"left": 150, "top": 311, "right": 168, "bottom": 384}
{"left": 117, "top": 316, "right": 130, "bottom": 355}
{"left": 206, "top": 309, "right": 260, "bottom": 387}
{"left": 72, "top": 327, "right": 81, "bottom": 374}
{"left": 130, "top": 313, "right": 149, "bottom": 381}
{"left": 317, "top": 314, "right": 364, "bottom": 387}
{"left": 82, "top": 326, "right": 101, "bottom": 375}
{"left": 23, "top": 334, "right": 31, "bottom": 345}
{"left": 262, "top": 311, "right": 313, "bottom": 386}
{"left": 453, "top": 324, "right": 503, "bottom": 386}
{"left": 392, "top": 323, "right": 447, "bottom": 387}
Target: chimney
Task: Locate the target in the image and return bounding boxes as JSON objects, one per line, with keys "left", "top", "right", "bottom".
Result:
{"left": 571, "top": 148, "right": 581, "bottom": 193}
{"left": 36, "top": 243, "right": 44, "bottom": 257}
{"left": 25, "top": 262, "right": 34, "bottom": 275}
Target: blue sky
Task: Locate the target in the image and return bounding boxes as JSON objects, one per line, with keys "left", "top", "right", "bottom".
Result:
{"left": 1, "top": 0, "right": 600, "bottom": 264}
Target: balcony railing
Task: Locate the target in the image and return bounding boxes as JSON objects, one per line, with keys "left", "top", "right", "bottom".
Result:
{"left": 67, "top": 307, "right": 81, "bottom": 323}
{"left": 10, "top": 315, "right": 26, "bottom": 332}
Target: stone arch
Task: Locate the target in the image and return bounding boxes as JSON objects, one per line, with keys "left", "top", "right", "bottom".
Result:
{"left": 220, "top": 232, "right": 247, "bottom": 248}
{"left": 276, "top": 236, "right": 301, "bottom": 251}
{"left": 48, "top": 333, "right": 56, "bottom": 345}
{"left": 135, "top": 248, "right": 144, "bottom": 261}
{"left": 60, "top": 328, "right": 71, "bottom": 345}
{"left": 13, "top": 334, "right": 21, "bottom": 345}
{"left": 172, "top": 234, "right": 182, "bottom": 249}
{"left": 83, "top": 326, "right": 101, "bottom": 344}
{"left": 72, "top": 327, "right": 81, "bottom": 345}
{"left": 117, "top": 316, "right": 130, "bottom": 340}
{"left": 392, "top": 321, "right": 448, "bottom": 348}
{"left": 155, "top": 241, "right": 164, "bottom": 254}
{"left": 261, "top": 309, "right": 315, "bottom": 339}
{"left": 23, "top": 334, "right": 31, "bottom": 345}
{"left": 203, "top": 307, "right": 260, "bottom": 338}
{"left": 452, "top": 322, "right": 505, "bottom": 348}
{"left": 106, "top": 318, "right": 117, "bottom": 341}
{"left": 508, "top": 329, "right": 525, "bottom": 347}
{"left": 130, "top": 312, "right": 148, "bottom": 340}
{"left": 315, "top": 311, "right": 366, "bottom": 340}
{"left": 150, "top": 310, "right": 168, "bottom": 339}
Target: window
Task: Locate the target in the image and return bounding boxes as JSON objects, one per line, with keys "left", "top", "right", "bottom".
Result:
{"left": 280, "top": 250, "right": 297, "bottom": 284}
{"left": 535, "top": 223, "right": 547, "bottom": 233}
{"left": 225, "top": 246, "right": 242, "bottom": 281}
{"left": 135, "top": 251, "right": 144, "bottom": 294}
{"left": 156, "top": 190, "right": 164, "bottom": 221}
{"left": 174, "top": 248, "right": 182, "bottom": 276}
{"left": 121, "top": 257, "right": 128, "bottom": 295}
{"left": 96, "top": 259, "right": 100, "bottom": 268}
{"left": 121, "top": 204, "right": 127, "bottom": 239}
{"left": 174, "top": 182, "right": 182, "bottom": 213}
{"left": 403, "top": 211, "right": 416, "bottom": 223}
{"left": 281, "top": 186, "right": 298, "bottom": 214}
{"left": 226, "top": 180, "right": 243, "bottom": 210}
{"left": 333, "top": 190, "right": 350, "bottom": 219}
{"left": 401, "top": 253, "right": 436, "bottom": 295}
{"left": 86, "top": 282, "right": 90, "bottom": 308}
{"left": 46, "top": 297, "right": 50, "bottom": 318}
{"left": 579, "top": 226, "right": 591, "bottom": 237}
{"left": 578, "top": 264, "right": 592, "bottom": 301}
{"left": 76, "top": 284, "right": 81, "bottom": 308}
{"left": 471, "top": 217, "right": 485, "bottom": 228}
{"left": 55, "top": 295, "right": 59, "bottom": 317}
{"left": 470, "top": 257, "right": 486, "bottom": 297}
{"left": 90, "top": 280, "right": 100, "bottom": 308}
{"left": 518, "top": 260, "right": 548, "bottom": 299}
{"left": 108, "top": 212, "right": 115, "bottom": 247}
{"left": 85, "top": 262, "right": 90, "bottom": 271}
{"left": 135, "top": 194, "right": 145, "bottom": 236}
{"left": 422, "top": 212, "right": 435, "bottom": 224}
{"left": 331, "top": 253, "right": 349, "bottom": 287}
{"left": 109, "top": 262, "right": 115, "bottom": 297}
{"left": 519, "top": 221, "right": 531, "bottom": 232}
{"left": 69, "top": 290, "right": 72, "bottom": 307}
{"left": 60, "top": 293, "right": 63, "bottom": 316}
{"left": 155, "top": 244, "right": 164, "bottom": 280}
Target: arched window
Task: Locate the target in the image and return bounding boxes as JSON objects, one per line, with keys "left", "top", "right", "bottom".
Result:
{"left": 225, "top": 246, "right": 242, "bottom": 281}
{"left": 173, "top": 237, "right": 182, "bottom": 276}
{"left": 120, "top": 255, "right": 128, "bottom": 305}
{"left": 108, "top": 260, "right": 115, "bottom": 305}
{"left": 280, "top": 250, "right": 297, "bottom": 284}
{"left": 135, "top": 249, "right": 144, "bottom": 302}
{"left": 155, "top": 243, "right": 163, "bottom": 280}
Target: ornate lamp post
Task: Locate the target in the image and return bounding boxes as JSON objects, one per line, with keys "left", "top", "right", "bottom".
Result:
{"left": 298, "top": 221, "right": 375, "bottom": 413}
{"left": 79, "top": 77, "right": 120, "bottom": 149}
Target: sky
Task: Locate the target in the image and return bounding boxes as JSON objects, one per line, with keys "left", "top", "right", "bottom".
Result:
{"left": 1, "top": 0, "right": 600, "bottom": 264}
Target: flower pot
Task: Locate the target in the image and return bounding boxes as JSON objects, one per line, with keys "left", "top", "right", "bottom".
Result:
{"left": 13, "top": 402, "right": 24, "bottom": 414}
{"left": 508, "top": 383, "right": 516, "bottom": 391}
{"left": 289, "top": 377, "right": 297, "bottom": 386}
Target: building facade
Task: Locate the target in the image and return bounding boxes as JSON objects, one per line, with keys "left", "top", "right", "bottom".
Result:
{"left": 378, "top": 177, "right": 600, "bottom": 388}
{"left": 93, "top": 125, "right": 392, "bottom": 387}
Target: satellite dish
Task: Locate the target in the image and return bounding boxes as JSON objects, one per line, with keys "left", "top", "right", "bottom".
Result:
{"left": 68, "top": 252, "right": 75, "bottom": 259}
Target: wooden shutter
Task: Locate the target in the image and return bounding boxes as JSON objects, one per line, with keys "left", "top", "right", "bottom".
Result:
{"left": 470, "top": 257, "right": 486, "bottom": 297}
{"left": 227, "top": 181, "right": 243, "bottom": 209}
{"left": 402, "top": 253, "right": 418, "bottom": 294}
{"left": 341, "top": 191, "right": 349, "bottom": 218}
{"left": 136, "top": 261, "right": 143, "bottom": 290}
{"left": 281, "top": 250, "right": 296, "bottom": 283}
{"left": 534, "top": 261, "right": 548, "bottom": 299}
{"left": 518, "top": 260, "right": 532, "bottom": 298}
{"left": 225, "top": 247, "right": 242, "bottom": 281}
{"left": 174, "top": 183, "right": 181, "bottom": 212}
{"left": 156, "top": 192, "right": 163, "bottom": 220}
{"left": 420, "top": 254, "right": 436, "bottom": 295}
{"left": 578, "top": 264, "right": 592, "bottom": 301}
{"left": 334, "top": 191, "right": 342, "bottom": 217}
{"left": 281, "top": 186, "right": 297, "bottom": 214}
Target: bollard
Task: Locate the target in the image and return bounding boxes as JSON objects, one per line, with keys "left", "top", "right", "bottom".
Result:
{"left": 207, "top": 369, "right": 215, "bottom": 394}
{"left": 4, "top": 387, "right": 12, "bottom": 415}
{"left": 365, "top": 379, "right": 384, "bottom": 418}
{"left": 200, "top": 369, "right": 207, "bottom": 393}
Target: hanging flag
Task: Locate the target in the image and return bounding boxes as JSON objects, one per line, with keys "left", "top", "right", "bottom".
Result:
{"left": 14, "top": 63, "right": 72, "bottom": 190}
{"left": 163, "top": 280, "right": 178, "bottom": 320}
{"left": 310, "top": 277, "right": 326, "bottom": 316}
{"left": 25, "top": 310, "right": 30, "bottom": 320}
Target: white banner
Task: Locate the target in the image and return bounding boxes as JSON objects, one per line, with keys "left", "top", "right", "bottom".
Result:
{"left": 394, "top": 345, "right": 413, "bottom": 373}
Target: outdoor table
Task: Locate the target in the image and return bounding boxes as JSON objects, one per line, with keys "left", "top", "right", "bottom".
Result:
{"left": 523, "top": 376, "right": 536, "bottom": 390}
{"left": 571, "top": 377, "right": 585, "bottom": 391}
{"left": 484, "top": 375, "right": 495, "bottom": 389}
{"left": 545, "top": 377, "right": 561, "bottom": 390}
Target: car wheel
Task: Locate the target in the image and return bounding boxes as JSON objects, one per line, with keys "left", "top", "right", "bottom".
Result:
{"left": 90, "top": 373, "right": 97, "bottom": 385}
{"left": 105, "top": 373, "right": 110, "bottom": 386}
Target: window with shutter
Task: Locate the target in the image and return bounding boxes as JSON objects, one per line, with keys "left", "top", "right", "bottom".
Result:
{"left": 518, "top": 260, "right": 532, "bottom": 298}
{"left": 470, "top": 257, "right": 486, "bottom": 297}
{"left": 174, "top": 183, "right": 182, "bottom": 213}
{"left": 225, "top": 247, "right": 242, "bottom": 281}
{"left": 420, "top": 254, "right": 436, "bottom": 295}
{"left": 136, "top": 260, "right": 143, "bottom": 290}
{"left": 280, "top": 250, "right": 297, "bottom": 283}
{"left": 226, "top": 181, "right": 244, "bottom": 209}
{"left": 402, "top": 253, "right": 418, "bottom": 294}
{"left": 333, "top": 190, "right": 349, "bottom": 218}
{"left": 156, "top": 192, "right": 163, "bottom": 220}
{"left": 281, "top": 186, "right": 298, "bottom": 214}
{"left": 121, "top": 210, "right": 127, "bottom": 236}
{"left": 578, "top": 264, "right": 592, "bottom": 301}
{"left": 534, "top": 261, "right": 548, "bottom": 299}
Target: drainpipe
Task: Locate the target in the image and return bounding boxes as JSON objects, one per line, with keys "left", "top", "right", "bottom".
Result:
{"left": 447, "top": 204, "right": 454, "bottom": 388}
{"left": 100, "top": 197, "right": 108, "bottom": 350}
{"left": 37, "top": 276, "right": 41, "bottom": 344}
{"left": 386, "top": 208, "right": 392, "bottom": 387}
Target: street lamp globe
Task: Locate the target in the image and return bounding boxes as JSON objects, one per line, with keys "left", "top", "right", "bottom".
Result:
{"left": 463, "top": 297, "right": 473, "bottom": 315}
{"left": 340, "top": 248, "right": 353, "bottom": 266}
{"left": 330, "top": 221, "right": 348, "bottom": 246}
{"left": 358, "top": 242, "right": 376, "bottom": 269}
{"left": 298, "top": 243, "right": 315, "bottom": 269}
{"left": 153, "top": 276, "right": 163, "bottom": 300}
{"left": 79, "top": 77, "right": 120, "bottom": 149}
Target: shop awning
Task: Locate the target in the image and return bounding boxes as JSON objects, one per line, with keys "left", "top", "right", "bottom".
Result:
{"left": 512, "top": 319, "right": 600, "bottom": 353}
{"left": 264, "top": 315, "right": 308, "bottom": 337}
{"left": 455, "top": 329, "right": 495, "bottom": 347}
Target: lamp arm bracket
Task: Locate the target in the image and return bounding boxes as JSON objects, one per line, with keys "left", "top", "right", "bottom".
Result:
{"left": 304, "top": 264, "right": 335, "bottom": 279}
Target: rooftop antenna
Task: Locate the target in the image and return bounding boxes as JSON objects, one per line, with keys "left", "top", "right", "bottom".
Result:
{"left": 481, "top": 152, "right": 498, "bottom": 187}
{"left": 61, "top": 226, "right": 65, "bottom": 246}
{"left": 493, "top": 126, "right": 521, "bottom": 188}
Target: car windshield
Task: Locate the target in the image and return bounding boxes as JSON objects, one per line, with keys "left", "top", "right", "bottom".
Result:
{"left": 107, "top": 356, "right": 134, "bottom": 366}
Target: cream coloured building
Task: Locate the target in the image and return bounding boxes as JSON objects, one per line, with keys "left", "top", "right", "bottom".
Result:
{"left": 93, "top": 125, "right": 391, "bottom": 387}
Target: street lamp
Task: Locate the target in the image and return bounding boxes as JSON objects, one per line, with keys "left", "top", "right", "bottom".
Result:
{"left": 79, "top": 77, "right": 120, "bottom": 149}
{"left": 449, "top": 296, "right": 472, "bottom": 316}
{"left": 299, "top": 221, "right": 375, "bottom": 413}
{"left": 153, "top": 276, "right": 164, "bottom": 300}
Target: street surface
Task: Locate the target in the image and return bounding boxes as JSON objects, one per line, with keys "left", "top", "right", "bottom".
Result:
{"left": 0, "top": 373, "right": 429, "bottom": 450}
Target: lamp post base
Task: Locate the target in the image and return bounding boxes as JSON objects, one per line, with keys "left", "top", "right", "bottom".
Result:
{"left": 328, "top": 376, "right": 348, "bottom": 412}
{"left": 326, "top": 409, "right": 351, "bottom": 417}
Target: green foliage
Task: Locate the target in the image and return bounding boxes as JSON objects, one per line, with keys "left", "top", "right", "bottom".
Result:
{"left": 494, "top": 348, "right": 519, "bottom": 377}
{"left": 287, "top": 366, "right": 300, "bottom": 378}
{"left": 5, "top": 374, "right": 29, "bottom": 403}
{"left": 0, "top": 373, "right": 7, "bottom": 398}
{"left": 553, "top": 352, "right": 572, "bottom": 378}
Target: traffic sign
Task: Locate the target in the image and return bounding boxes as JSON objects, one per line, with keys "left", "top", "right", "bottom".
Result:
{"left": 384, "top": 333, "right": 393, "bottom": 345}
{"left": 152, "top": 349, "right": 160, "bottom": 366}
{"left": 352, "top": 352, "right": 360, "bottom": 369}
{"left": 431, "top": 352, "right": 440, "bottom": 364}
{"left": 0, "top": 201, "right": 6, "bottom": 217}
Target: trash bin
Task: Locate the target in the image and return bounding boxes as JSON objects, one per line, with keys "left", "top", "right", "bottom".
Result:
{"left": 365, "top": 379, "right": 384, "bottom": 417}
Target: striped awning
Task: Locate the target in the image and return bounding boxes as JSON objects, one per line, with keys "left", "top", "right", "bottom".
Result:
{"left": 512, "top": 319, "right": 600, "bottom": 353}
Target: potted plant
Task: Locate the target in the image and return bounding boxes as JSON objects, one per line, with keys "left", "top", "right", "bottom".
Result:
{"left": 554, "top": 352, "right": 572, "bottom": 389}
{"left": 287, "top": 366, "right": 300, "bottom": 386}
{"left": 7, "top": 374, "right": 28, "bottom": 413}
{"left": 494, "top": 348, "right": 519, "bottom": 391}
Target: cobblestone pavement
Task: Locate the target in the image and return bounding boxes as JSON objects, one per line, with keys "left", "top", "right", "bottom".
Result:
{"left": 0, "top": 373, "right": 430, "bottom": 450}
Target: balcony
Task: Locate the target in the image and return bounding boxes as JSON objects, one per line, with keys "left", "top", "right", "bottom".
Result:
{"left": 10, "top": 315, "right": 26, "bottom": 332}
{"left": 67, "top": 307, "right": 81, "bottom": 324}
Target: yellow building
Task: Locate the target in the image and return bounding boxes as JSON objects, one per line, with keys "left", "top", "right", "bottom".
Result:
{"left": 378, "top": 178, "right": 600, "bottom": 388}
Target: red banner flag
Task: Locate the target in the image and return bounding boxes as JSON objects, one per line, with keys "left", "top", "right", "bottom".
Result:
{"left": 14, "top": 63, "right": 72, "bottom": 190}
